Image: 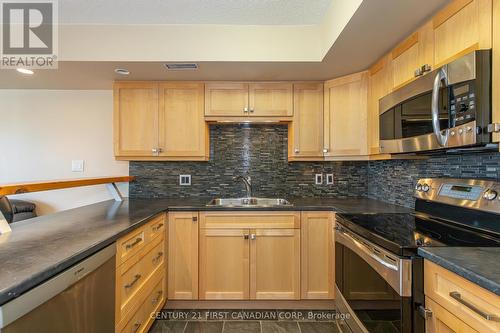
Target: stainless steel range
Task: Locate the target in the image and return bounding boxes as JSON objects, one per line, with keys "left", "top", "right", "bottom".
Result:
{"left": 334, "top": 178, "right": 500, "bottom": 333}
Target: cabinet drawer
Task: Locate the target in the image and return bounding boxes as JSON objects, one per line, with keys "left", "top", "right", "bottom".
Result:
{"left": 143, "top": 235, "right": 166, "bottom": 279}
{"left": 146, "top": 213, "right": 166, "bottom": 241}
{"left": 117, "top": 227, "right": 146, "bottom": 266}
{"left": 425, "top": 296, "right": 478, "bottom": 333}
{"left": 200, "top": 212, "right": 300, "bottom": 229}
{"left": 424, "top": 260, "right": 500, "bottom": 333}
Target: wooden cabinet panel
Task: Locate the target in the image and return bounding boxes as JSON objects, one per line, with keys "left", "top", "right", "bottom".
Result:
{"left": 492, "top": 0, "right": 500, "bottom": 144}
{"left": 289, "top": 83, "right": 324, "bottom": 160}
{"left": 432, "top": 0, "right": 492, "bottom": 67}
{"left": 425, "top": 297, "right": 479, "bottom": 333}
{"left": 324, "top": 72, "right": 369, "bottom": 157}
{"left": 199, "top": 228, "right": 250, "bottom": 300}
{"left": 113, "top": 82, "right": 158, "bottom": 157}
{"left": 250, "top": 228, "right": 300, "bottom": 300}
{"left": 392, "top": 32, "right": 421, "bottom": 89}
{"left": 205, "top": 83, "right": 249, "bottom": 116}
{"left": 249, "top": 83, "right": 293, "bottom": 117}
{"left": 159, "top": 83, "right": 208, "bottom": 158}
{"left": 301, "top": 212, "right": 335, "bottom": 299}
{"left": 168, "top": 212, "right": 198, "bottom": 300}
{"left": 200, "top": 211, "right": 300, "bottom": 229}
{"left": 368, "top": 56, "right": 393, "bottom": 155}
{"left": 424, "top": 260, "right": 500, "bottom": 333}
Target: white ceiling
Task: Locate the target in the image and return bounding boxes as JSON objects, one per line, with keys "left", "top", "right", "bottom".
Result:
{"left": 59, "top": 0, "right": 333, "bottom": 25}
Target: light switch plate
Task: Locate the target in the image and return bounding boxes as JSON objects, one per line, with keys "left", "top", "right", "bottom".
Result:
{"left": 179, "top": 175, "right": 191, "bottom": 186}
{"left": 326, "top": 174, "right": 334, "bottom": 185}
{"left": 315, "top": 174, "right": 323, "bottom": 185}
{"left": 71, "top": 160, "right": 84, "bottom": 172}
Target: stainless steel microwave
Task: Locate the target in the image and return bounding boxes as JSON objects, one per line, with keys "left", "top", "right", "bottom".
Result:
{"left": 379, "top": 50, "right": 492, "bottom": 154}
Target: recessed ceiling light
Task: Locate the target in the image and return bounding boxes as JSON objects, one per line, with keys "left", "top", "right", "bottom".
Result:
{"left": 16, "top": 68, "right": 34, "bottom": 75}
{"left": 164, "top": 63, "right": 198, "bottom": 71}
{"left": 114, "top": 68, "right": 130, "bottom": 75}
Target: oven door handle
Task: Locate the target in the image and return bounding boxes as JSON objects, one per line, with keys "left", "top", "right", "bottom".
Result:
{"left": 431, "top": 67, "right": 449, "bottom": 147}
{"left": 335, "top": 226, "right": 398, "bottom": 271}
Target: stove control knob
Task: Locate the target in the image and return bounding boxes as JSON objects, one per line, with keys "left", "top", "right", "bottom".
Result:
{"left": 421, "top": 184, "right": 430, "bottom": 192}
{"left": 415, "top": 184, "right": 422, "bottom": 191}
{"left": 483, "top": 189, "right": 498, "bottom": 201}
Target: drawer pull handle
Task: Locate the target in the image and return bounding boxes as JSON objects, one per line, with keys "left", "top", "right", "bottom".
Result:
{"left": 132, "top": 322, "right": 142, "bottom": 333}
{"left": 449, "top": 291, "right": 500, "bottom": 322}
{"left": 125, "top": 237, "right": 142, "bottom": 250}
{"left": 152, "top": 290, "right": 163, "bottom": 305}
{"left": 153, "top": 223, "right": 164, "bottom": 232}
{"left": 125, "top": 274, "right": 142, "bottom": 289}
{"left": 152, "top": 251, "right": 164, "bottom": 264}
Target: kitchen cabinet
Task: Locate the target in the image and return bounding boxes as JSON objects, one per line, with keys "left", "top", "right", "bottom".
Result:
{"left": 300, "top": 212, "right": 335, "bottom": 299}
{"left": 115, "top": 213, "right": 167, "bottom": 333}
{"left": 368, "top": 55, "right": 393, "bottom": 155}
{"left": 391, "top": 22, "right": 434, "bottom": 90}
{"left": 492, "top": 0, "right": 500, "bottom": 145}
{"left": 113, "top": 82, "right": 159, "bottom": 157}
{"left": 432, "top": 0, "right": 492, "bottom": 68}
{"left": 425, "top": 297, "right": 478, "bottom": 333}
{"left": 323, "top": 71, "right": 369, "bottom": 158}
{"left": 205, "top": 82, "right": 293, "bottom": 119}
{"left": 288, "top": 83, "right": 324, "bottom": 160}
{"left": 168, "top": 212, "right": 199, "bottom": 300}
{"left": 114, "top": 81, "right": 208, "bottom": 161}
{"left": 199, "top": 228, "right": 250, "bottom": 300}
{"left": 424, "top": 260, "right": 500, "bottom": 333}
{"left": 158, "top": 82, "right": 208, "bottom": 158}
{"left": 250, "top": 228, "right": 300, "bottom": 300}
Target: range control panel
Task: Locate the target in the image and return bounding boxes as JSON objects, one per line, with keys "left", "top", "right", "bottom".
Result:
{"left": 415, "top": 178, "right": 500, "bottom": 214}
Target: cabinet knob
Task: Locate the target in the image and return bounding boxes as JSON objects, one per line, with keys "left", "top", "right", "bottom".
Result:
{"left": 243, "top": 107, "right": 249, "bottom": 113}
{"left": 192, "top": 216, "right": 198, "bottom": 222}
{"left": 294, "top": 148, "right": 299, "bottom": 153}
{"left": 323, "top": 148, "right": 328, "bottom": 153}
{"left": 414, "top": 68, "right": 423, "bottom": 77}
{"left": 250, "top": 234, "right": 256, "bottom": 240}
{"left": 249, "top": 108, "right": 254, "bottom": 113}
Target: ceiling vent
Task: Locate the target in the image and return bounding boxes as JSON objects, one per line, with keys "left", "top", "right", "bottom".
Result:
{"left": 164, "top": 63, "right": 198, "bottom": 71}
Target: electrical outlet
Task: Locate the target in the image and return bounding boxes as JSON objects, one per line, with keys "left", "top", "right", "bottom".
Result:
{"left": 315, "top": 174, "right": 323, "bottom": 185}
{"left": 71, "top": 160, "right": 84, "bottom": 172}
{"left": 179, "top": 175, "right": 191, "bottom": 186}
{"left": 326, "top": 174, "right": 334, "bottom": 185}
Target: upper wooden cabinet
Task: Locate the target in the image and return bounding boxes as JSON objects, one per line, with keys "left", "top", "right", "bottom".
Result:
{"left": 158, "top": 83, "right": 207, "bottom": 158}
{"left": 289, "top": 83, "right": 324, "bottom": 160}
{"left": 432, "top": 0, "right": 492, "bottom": 67}
{"left": 205, "top": 82, "right": 293, "bottom": 119}
{"left": 114, "top": 81, "right": 208, "bottom": 161}
{"left": 324, "top": 71, "right": 369, "bottom": 159}
{"left": 114, "top": 82, "right": 159, "bottom": 157}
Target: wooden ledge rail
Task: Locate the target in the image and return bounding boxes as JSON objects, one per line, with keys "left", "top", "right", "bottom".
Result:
{"left": 0, "top": 176, "right": 134, "bottom": 196}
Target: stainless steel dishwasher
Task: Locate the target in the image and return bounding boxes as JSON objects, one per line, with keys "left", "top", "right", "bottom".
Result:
{"left": 0, "top": 244, "right": 115, "bottom": 333}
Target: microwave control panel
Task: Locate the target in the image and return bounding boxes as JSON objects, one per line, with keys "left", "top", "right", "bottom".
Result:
{"left": 450, "top": 81, "right": 476, "bottom": 126}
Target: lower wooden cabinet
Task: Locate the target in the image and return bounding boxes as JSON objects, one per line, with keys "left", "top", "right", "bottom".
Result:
{"left": 115, "top": 213, "right": 167, "bottom": 333}
{"left": 425, "top": 297, "right": 478, "bottom": 333}
{"left": 300, "top": 212, "right": 335, "bottom": 299}
{"left": 167, "top": 212, "right": 199, "bottom": 300}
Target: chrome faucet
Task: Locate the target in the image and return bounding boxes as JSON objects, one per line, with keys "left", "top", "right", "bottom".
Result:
{"left": 233, "top": 175, "right": 252, "bottom": 198}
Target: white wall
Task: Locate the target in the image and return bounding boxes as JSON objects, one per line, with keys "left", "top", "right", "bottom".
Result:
{"left": 0, "top": 90, "right": 129, "bottom": 215}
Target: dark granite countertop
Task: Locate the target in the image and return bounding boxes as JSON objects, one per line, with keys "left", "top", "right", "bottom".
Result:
{"left": 418, "top": 247, "right": 500, "bottom": 296}
{"left": 0, "top": 196, "right": 409, "bottom": 306}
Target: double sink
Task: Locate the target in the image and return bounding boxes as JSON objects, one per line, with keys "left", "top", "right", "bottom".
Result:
{"left": 207, "top": 197, "right": 292, "bottom": 208}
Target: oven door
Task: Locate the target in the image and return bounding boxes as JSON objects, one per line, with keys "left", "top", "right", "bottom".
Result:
{"left": 334, "top": 223, "right": 413, "bottom": 333}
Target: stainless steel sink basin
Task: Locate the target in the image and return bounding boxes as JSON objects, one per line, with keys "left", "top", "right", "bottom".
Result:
{"left": 206, "top": 197, "right": 292, "bottom": 207}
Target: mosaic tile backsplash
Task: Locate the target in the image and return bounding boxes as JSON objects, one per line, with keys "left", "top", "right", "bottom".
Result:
{"left": 130, "top": 124, "right": 500, "bottom": 208}
{"left": 130, "top": 124, "right": 368, "bottom": 198}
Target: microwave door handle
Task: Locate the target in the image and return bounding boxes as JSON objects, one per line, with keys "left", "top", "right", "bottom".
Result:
{"left": 432, "top": 68, "right": 449, "bottom": 147}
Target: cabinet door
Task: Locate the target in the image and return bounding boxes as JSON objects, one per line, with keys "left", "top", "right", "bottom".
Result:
{"left": 368, "top": 56, "right": 393, "bottom": 155}
{"left": 301, "top": 212, "right": 334, "bottom": 299}
{"left": 199, "top": 229, "right": 250, "bottom": 300}
{"left": 392, "top": 32, "right": 421, "bottom": 89}
{"left": 432, "top": 0, "right": 492, "bottom": 67}
{"left": 425, "top": 297, "right": 479, "bottom": 333}
{"left": 113, "top": 82, "right": 158, "bottom": 157}
{"left": 324, "top": 71, "right": 369, "bottom": 157}
{"left": 167, "top": 212, "right": 198, "bottom": 299}
{"left": 158, "top": 83, "right": 207, "bottom": 158}
{"left": 249, "top": 83, "right": 293, "bottom": 117}
{"left": 205, "top": 83, "right": 249, "bottom": 117}
{"left": 289, "top": 83, "right": 324, "bottom": 160}
{"left": 250, "top": 228, "right": 300, "bottom": 300}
